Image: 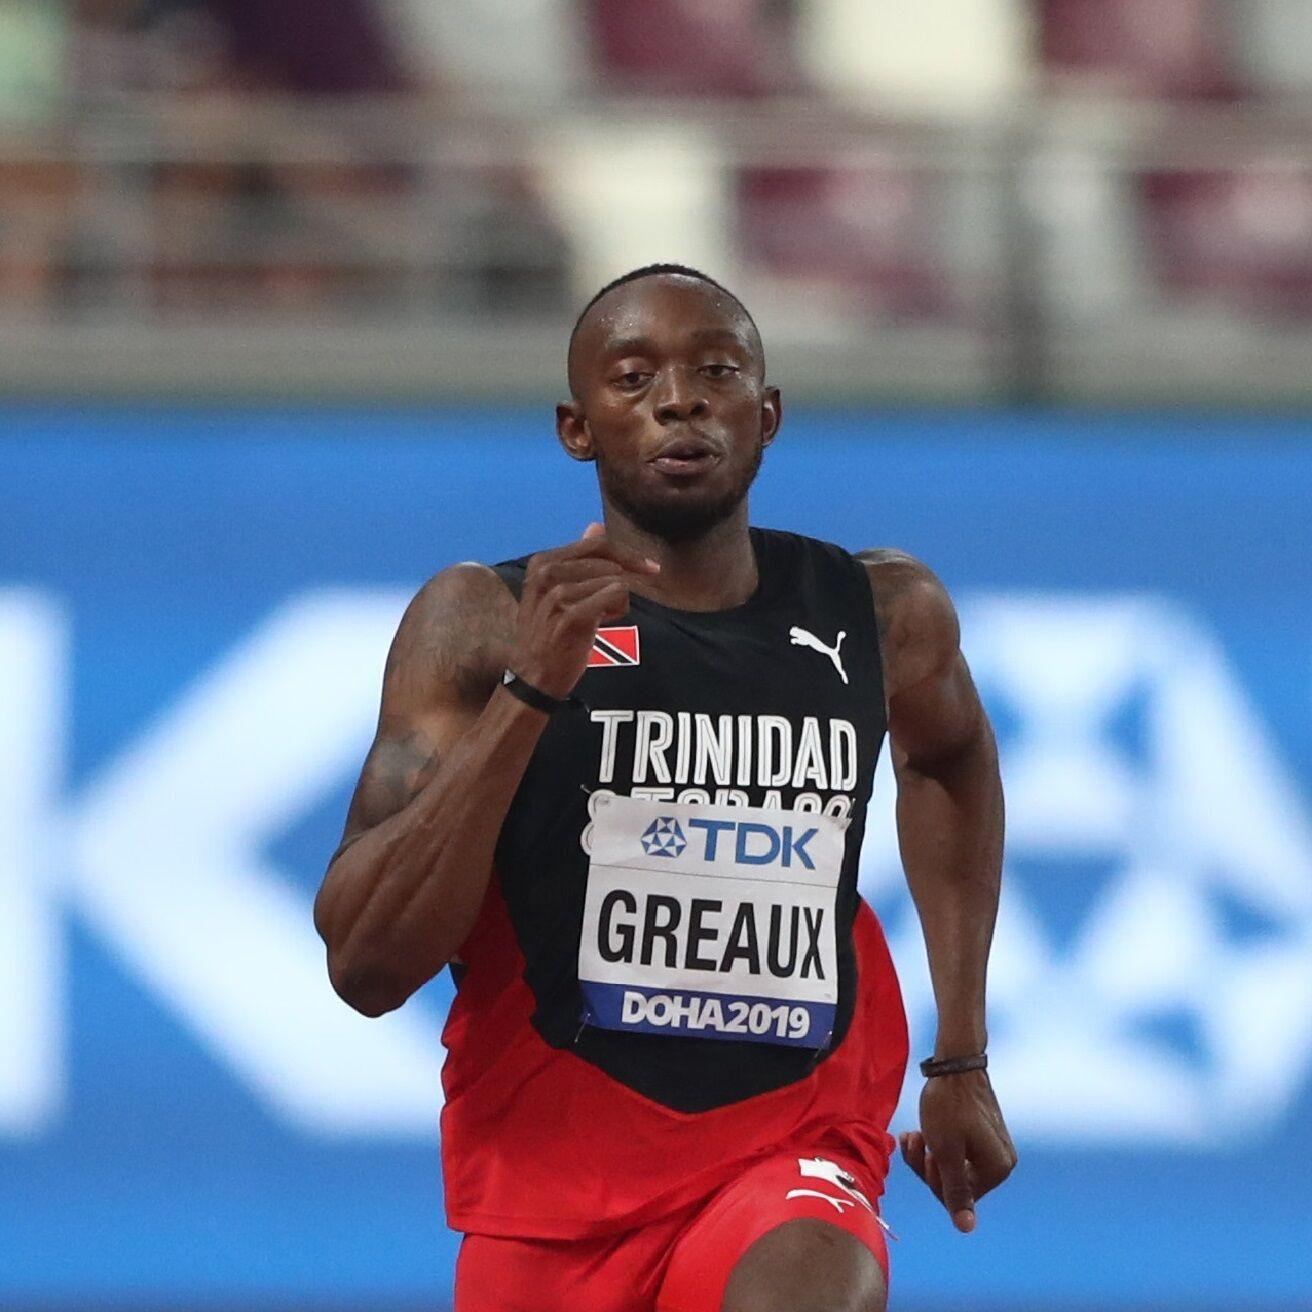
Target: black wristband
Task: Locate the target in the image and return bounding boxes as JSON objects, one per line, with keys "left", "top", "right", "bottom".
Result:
{"left": 500, "top": 669, "right": 570, "bottom": 714}
{"left": 919, "top": 1052, "right": 988, "bottom": 1079}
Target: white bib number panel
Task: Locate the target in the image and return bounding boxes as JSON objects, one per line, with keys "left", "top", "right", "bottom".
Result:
{"left": 578, "top": 794, "right": 845, "bottom": 1048}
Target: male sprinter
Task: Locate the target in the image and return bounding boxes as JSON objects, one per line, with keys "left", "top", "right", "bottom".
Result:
{"left": 314, "top": 264, "right": 1016, "bottom": 1311}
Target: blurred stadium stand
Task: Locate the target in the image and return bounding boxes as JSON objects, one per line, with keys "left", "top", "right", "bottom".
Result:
{"left": 3, "top": 10, "right": 1312, "bottom": 1312}
{"left": 2, "top": 0, "right": 1311, "bottom": 404}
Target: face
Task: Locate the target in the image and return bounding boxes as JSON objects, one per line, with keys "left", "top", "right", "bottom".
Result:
{"left": 558, "top": 276, "right": 781, "bottom": 542}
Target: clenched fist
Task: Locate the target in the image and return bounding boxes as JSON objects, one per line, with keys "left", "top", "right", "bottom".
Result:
{"left": 508, "top": 523, "right": 660, "bottom": 700}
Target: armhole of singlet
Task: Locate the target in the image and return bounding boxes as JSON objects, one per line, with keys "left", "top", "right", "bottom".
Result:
{"left": 846, "top": 548, "right": 888, "bottom": 718}
{"left": 490, "top": 560, "right": 528, "bottom": 602}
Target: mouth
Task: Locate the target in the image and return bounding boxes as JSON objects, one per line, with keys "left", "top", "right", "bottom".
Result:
{"left": 649, "top": 435, "right": 722, "bottom": 478}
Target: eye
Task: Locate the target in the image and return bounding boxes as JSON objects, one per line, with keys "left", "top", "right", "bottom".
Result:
{"left": 700, "top": 363, "right": 739, "bottom": 379}
{"left": 614, "top": 370, "right": 650, "bottom": 389}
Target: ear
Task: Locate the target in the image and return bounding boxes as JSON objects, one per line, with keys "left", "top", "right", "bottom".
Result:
{"left": 556, "top": 401, "right": 595, "bottom": 463}
{"left": 760, "top": 386, "right": 782, "bottom": 448}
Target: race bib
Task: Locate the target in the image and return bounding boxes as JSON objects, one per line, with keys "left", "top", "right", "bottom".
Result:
{"left": 578, "top": 794, "right": 844, "bottom": 1048}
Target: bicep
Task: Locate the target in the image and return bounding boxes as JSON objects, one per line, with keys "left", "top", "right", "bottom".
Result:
{"left": 328, "top": 563, "right": 508, "bottom": 861}
{"left": 864, "top": 553, "right": 985, "bottom": 772}
{"left": 888, "top": 652, "right": 986, "bottom": 774}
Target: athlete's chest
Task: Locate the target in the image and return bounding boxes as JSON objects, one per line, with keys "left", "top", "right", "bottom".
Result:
{"left": 545, "top": 600, "right": 883, "bottom": 821}
{"left": 494, "top": 547, "right": 883, "bottom": 1062}
{"left": 582, "top": 593, "right": 872, "bottom": 708}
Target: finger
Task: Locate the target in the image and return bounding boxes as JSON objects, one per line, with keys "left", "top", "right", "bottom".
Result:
{"left": 539, "top": 558, "right": 663, "bottom": 591}
{"left": 968, "top": 1141, "right": 1017, "bottom": 1201}
{"left": 544, "top": 533, "right": 661, "bottom": 576}
{"left": 560, "top": 580, "right": 631, "bottom": 626}
{"left": 582, "top": 522, "right": 605, "bottom": 540}
{"left": 581, "top": 588, "right": 630, "bottom": 625}
{"left": 552, "top": 578, "right": 630, "bottom": 616}
{"left": 924, "top": 1147, "right": 943, "bottom": 1200}
{"left": 538, "top": 558, "right": 627, "bottom": 586}
{"left": 524, "top": 559, "right": 653, "bottom": 610}
{"left": 899, "top": 1131, "right": 928, "bottom": 1182}
{"left": 933, "top": 1152, "right": 977, "bottom": 1233}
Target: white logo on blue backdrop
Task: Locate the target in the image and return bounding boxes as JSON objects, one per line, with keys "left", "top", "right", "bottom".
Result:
{"left": 2, "top": 589, "right": 1310, "bottom": 1145}
{"left": 862, "top": 594, "right": 1312, "bottom": 1145}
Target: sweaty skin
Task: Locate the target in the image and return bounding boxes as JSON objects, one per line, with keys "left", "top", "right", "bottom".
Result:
{"left": 314, "top": 273, "right": 1016, "bottom": 1311}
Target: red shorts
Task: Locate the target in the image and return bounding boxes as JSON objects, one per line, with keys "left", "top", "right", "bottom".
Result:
{"left": 454, "top": 1148, "right": 890, "bottom": 1312}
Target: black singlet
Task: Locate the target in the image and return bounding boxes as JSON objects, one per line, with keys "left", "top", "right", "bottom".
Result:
{"left": 484, "top": 527, "right": 887, "bottom": 1113}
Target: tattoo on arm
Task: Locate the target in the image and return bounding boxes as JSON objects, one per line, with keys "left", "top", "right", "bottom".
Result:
{"left": 329, "top": 564, "right": 517, "bottom": 866}
{"left": 386, "top": 574, "right": 514, "bottom": 709}
{"left": 366, "top": 733, "right": 444, "bottom": 817}
{"left": 330, "top": 734, "right": 441, "bottom": 865}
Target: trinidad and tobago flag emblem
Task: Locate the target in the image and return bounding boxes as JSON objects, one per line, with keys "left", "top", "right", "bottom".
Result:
{"left": 588, "top": 625, "right": 640, "bottom": 668}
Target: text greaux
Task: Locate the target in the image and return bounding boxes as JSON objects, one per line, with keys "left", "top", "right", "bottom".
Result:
{"left": 596, "top": 892, "right": 826, "bottom": 980}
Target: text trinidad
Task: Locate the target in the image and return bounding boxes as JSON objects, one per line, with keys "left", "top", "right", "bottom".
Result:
{"left": 589, "top": 710, "right": 860, "bottom": 817}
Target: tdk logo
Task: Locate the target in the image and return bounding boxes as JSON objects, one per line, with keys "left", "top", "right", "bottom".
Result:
{"left": 640, "top": 817, "right": 687, "bottom": 857}
{"left": 649, "top": 817, "right": 820, "bottom": 870}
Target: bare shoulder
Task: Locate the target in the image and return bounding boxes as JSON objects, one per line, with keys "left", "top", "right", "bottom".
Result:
{"left": 855, "top": 548, "right": 960, "bottom": 697}
{"left": 382, "top": 561, "right": 517, "bottom": 717}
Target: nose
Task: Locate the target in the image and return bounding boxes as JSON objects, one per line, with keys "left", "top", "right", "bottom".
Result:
{"left": 652, "top": 367, "right": 710, "bottom": 425}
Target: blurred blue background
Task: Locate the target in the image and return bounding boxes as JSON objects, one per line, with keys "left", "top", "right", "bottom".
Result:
{"left": 7, "top": 2, "right": 1312, "bottom": 1306}
{"left": 2, "top": 405, "right": 1310, "bottom": 1310}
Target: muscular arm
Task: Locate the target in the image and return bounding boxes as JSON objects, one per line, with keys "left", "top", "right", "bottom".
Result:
{"left": 859, "top": 548, "right": 1015, "bottom": 1229}
{"left": 313, "top": 563, "right": 543, "bottom": 1017}
{"left": 862, "top": 549, "right": 1002, "bottom": 1059}
{"left": 315, "top": 527, "right": 653, "bottom": 1019}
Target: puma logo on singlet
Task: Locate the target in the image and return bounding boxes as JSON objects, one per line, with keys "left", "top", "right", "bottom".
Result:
{"left": 789, "top": 626, "right": 849, "bottom": 685}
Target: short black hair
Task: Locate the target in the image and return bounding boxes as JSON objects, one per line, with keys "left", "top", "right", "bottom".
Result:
{"left": 570, "top": 262, "right": 749, "bottom": 340}
{"left": 566, "top": 263, "right": 762, "bottom": 394}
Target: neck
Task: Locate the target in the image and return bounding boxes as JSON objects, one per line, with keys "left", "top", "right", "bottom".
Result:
{"left": 603, "top": 502, "right": 757, "bottom": 612}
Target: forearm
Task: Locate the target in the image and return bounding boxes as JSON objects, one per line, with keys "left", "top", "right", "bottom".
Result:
{"left": 316, "top": 687, "right": 547, "bottom": 1014}
{"left": 896, "top": 721, "right": 1004, "bottom": 1057}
